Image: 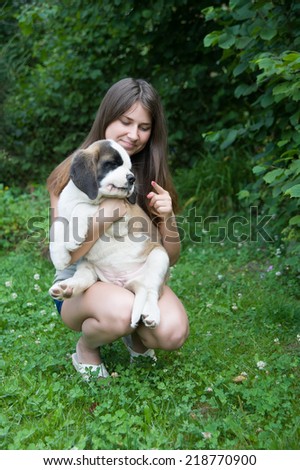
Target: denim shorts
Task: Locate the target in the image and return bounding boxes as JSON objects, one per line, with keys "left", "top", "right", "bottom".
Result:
{"left": 53, "top": 299, "right": 63, "bottom": 315}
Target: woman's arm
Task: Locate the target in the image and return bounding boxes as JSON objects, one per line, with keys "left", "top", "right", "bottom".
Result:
{"left": 157, "top": 213, "right": 181, "bottom": 266}
{"left": 147, "top": 181, "right": 181, "bottom": 266}
{"left": 49, "top": 192, "right": 127, "bottom": 264}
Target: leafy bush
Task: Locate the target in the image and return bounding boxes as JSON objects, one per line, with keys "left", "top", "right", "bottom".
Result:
{"left": 202, "top": 0, "right": 300, "bottom": 244}
{"left": 2, "top": 0, "right": 220, "bottom": 184}
{"left": 174, "top": 148, "right": 253, "bottom": 214}
{"left": 0, "top": 183, "right": 49, "bottom": 252}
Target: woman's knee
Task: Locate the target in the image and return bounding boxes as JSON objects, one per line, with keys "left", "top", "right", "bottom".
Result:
{"left": 158, "top": 322, "right": 189, "bottom": 350}
{"left": 139, "top": 313, "right": 189, "bottom": 351}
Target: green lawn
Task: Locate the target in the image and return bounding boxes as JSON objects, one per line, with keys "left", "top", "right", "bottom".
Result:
{"left": 0, "top": 187, "right": 299, "bottom": 450}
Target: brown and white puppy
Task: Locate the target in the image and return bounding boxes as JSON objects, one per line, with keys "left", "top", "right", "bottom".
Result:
{"left": 49, "top": 139, "right": 169, "bottom": 328}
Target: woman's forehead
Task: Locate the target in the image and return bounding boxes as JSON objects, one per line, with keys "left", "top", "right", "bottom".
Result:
{"left": 123, "top": 102, "right": 152, "bottom": 123}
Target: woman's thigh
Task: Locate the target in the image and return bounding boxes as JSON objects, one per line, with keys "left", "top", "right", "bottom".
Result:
{"left": 60, "top": 281, "right": 135, "bottom": 332}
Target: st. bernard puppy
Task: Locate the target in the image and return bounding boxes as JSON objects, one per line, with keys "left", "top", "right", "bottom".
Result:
{"left": 49, "top": 139, "right": 169, "bottom": 328}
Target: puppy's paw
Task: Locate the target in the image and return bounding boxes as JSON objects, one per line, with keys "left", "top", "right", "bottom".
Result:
{"left": 130, "top": 313, "right": 141, "bottom": 329}
{"left": 49, "top": 282, "right": 74, "bottom": 300}
{"left": 141, "top": 303, "right": 160, "bottom": 329}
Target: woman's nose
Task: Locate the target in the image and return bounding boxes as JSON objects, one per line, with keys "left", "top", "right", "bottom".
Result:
{"left": 128, "top": 125, "right": 139, "bottom": 140}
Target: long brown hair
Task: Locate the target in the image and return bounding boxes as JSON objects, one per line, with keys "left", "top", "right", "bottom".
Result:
{"left": 47, "top": 78, "right": 179, "bottom": 216}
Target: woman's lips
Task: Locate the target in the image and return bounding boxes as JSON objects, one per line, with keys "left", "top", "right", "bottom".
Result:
{"left": 120, "top": 140, "right": 135, "bottom": 151}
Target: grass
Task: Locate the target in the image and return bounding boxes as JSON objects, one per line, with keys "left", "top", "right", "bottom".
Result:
{"left": 0, "top": 185, "right": 299, "bottom": 450}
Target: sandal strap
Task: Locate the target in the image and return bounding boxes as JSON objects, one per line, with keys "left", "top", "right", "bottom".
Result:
{"left": 122, "top": 336, "right": 157, "bottom": 362}
{"left": 72, "top": 353, "right": 109, "bottom": 380}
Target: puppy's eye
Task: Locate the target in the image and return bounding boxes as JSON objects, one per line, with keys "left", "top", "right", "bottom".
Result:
{"left": 103, "top": 161, "right": 119, "bottom": 171}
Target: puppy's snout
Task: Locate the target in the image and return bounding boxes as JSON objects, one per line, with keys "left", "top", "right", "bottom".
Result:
{"left": 126, "top": 174, "right": 136, "bottom": 186}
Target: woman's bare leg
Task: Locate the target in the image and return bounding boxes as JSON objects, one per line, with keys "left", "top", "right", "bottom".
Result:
{"left": 60, "top": 282, "right": 189, "bottom": 365}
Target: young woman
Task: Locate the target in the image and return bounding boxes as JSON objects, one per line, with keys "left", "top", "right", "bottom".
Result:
{"left": 47, "top": 78, "right": 189, "bottom": 378}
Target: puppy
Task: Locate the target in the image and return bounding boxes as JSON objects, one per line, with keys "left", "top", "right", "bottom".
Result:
{"left": 49, "top": 139, "right": 169, "bottom": 328}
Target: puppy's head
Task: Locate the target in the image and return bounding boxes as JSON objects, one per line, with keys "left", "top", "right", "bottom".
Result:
{"left": 70, "top": 139, "right": 136, "bottom": 203}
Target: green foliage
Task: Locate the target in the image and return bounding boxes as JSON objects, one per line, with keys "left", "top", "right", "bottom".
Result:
{"left": 0, "top": 183, "right": 49, "bottom": 251}
{"left": 202, "top": 0, "right": 300, "bottom": 243}
{"left": 174, "top": 148, "right": 253, "bottom": 214}
{"left": 1, "top": 0, "right": 218, "bottom": 183}
{"left": 1, "top": 188, "right": 300, "bottom": 449}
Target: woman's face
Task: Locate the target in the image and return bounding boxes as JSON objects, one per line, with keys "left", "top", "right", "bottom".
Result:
{"left": 105, "top": 102, "right": 152, "bottom": 156}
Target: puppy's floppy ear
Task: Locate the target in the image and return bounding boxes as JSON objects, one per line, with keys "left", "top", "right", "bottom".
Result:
{"left": 70, "top": 150, "right": 99, "bottom": 200}
{"left": 127, "top": 190, "right": 137, "bottom": 205}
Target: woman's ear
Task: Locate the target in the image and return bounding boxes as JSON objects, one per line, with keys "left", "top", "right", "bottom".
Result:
{"left": 70, "top": 150, "right": 99, "bottom": 200}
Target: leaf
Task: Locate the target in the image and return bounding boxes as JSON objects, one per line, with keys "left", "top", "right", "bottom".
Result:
{"left": 233, "top": 61, "right": 249, "bottom": 77}
{"left": 285, "top": 184, "right": 300, "bottom": 198}
{"left": 273, "top": 83, "right": 292, "bottom": 97}
{"left": 289, "top": 215, "right": 300, "bottom": 226}
{"left": 237, "top": 190, "right": 250, "bottom": 200}
{"left": 289, "top": 159, "right": 300, "bottom": 175}
{"left": 203, "top": 31, "right": 220, "bottom": 47}
{"left": 235, "top": 36, "right": 253, "bottom": 49}
{"left": 234, "top": 83, "right": 257, "bottom": 98}
{"left": 253, "top": 165, "right": 267, "bottom": 175}
{"left": 259, "top": 27, "right": 277, "bottom": 41}
{"left": 263, "top": 168, "right": 284, "bottom": 184}
{"left": 218, "top": 32, "right": 235, "bottom": 49}
{"left": 220, "top": 129, "right": 238, "bottom": 150}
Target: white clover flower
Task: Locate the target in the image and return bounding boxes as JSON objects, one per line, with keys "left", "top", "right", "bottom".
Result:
{"left": 275, "top": 271, "right": 281, "bottom": 276}
{"left": 217, "top": 274, "right": 223, "bottom": 280}
{"left": 206, "top": 303, "right": 212, "bottom": 308}
{"left": 11, "top": 293, "right": 18, "bottom": 299}
{"left": 26, "top": 302, "right": 33, "bottom": 307}
{"left": 297, "top": 334, "right": 300, "bottom": 342}
{"left": 205, "top": 387, "right": 213, "bottom": 392}
{"left": 238, "top": 293, "right": 243, "bottom": 298}
{"left": 40, "top": 310, "right": 46, "bottom": 315}
{"left": 231, "top": 304, "right": 238, "bottom": 311}
{"left": 274, "top": 338, "right": 280, "bottom": 344}
{"left": 5, "top": 281, "right": 12, "bottom": 288}
{"left": 34, "top": 284, "right": 41, "bottom": 292}
{"left": 257, "top": 361, "right": 267, "bottom": 370}
{"left": 34, "top": 273, "right": 40, "bottom": 280}
{"left": 201, "top": 432, "right": 212, "bottom": 439}
{"left": 35, "top": 339, "right": 41, "bottom": 344}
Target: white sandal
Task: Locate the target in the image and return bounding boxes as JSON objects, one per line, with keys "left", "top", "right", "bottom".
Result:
{"left": 122, "top": 336, "right": 157, "bottom": 363}
{"left": 71, "top": 353, "right": 109, "bottom": 381}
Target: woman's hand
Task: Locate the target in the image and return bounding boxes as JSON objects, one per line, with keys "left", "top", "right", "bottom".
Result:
{"left": 147, "top": 181, "right": 173, "bottom": 218}
{"left": 68, "top": 198, "right": 127, "bottom": 264}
